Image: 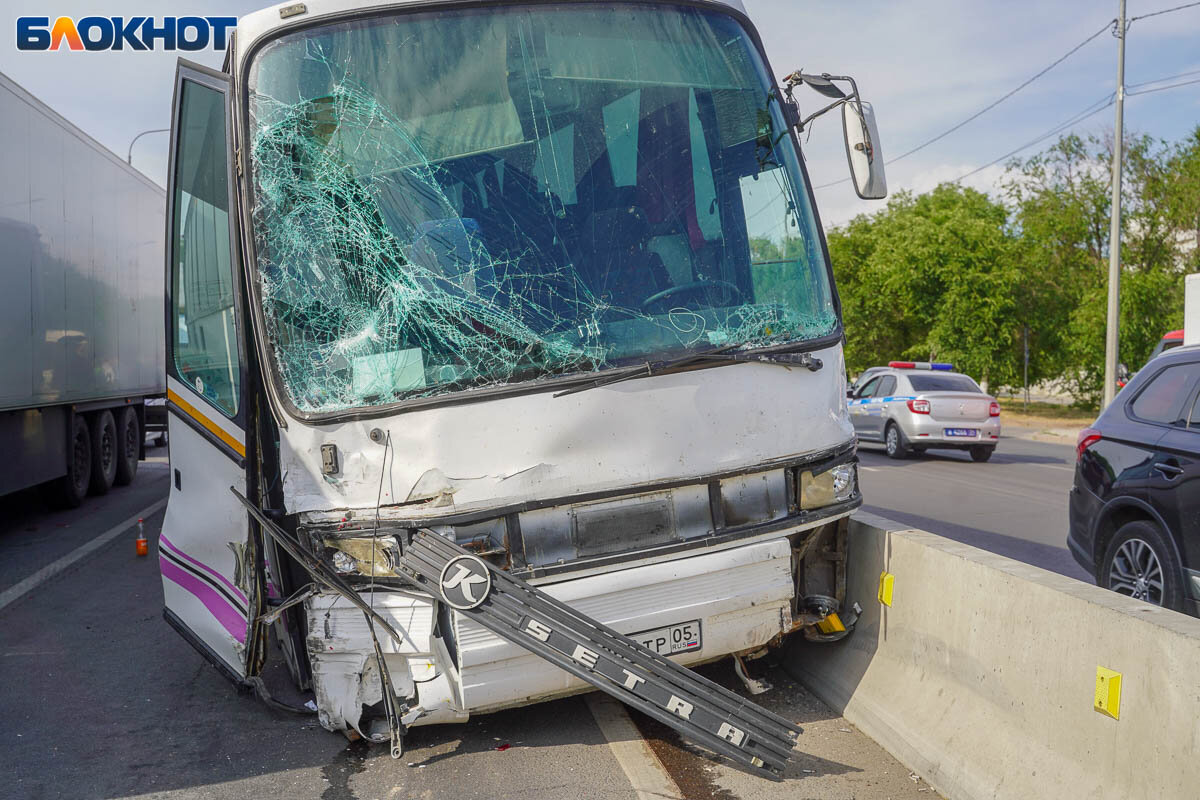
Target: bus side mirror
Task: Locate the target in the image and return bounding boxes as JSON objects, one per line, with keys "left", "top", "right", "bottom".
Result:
{"left": 842, "top": 101, "right": 887, "bottom": 200}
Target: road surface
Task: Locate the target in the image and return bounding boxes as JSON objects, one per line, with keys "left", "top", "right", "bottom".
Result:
{"left": 856, "top": 430, "right": 1090, "bottom": 583}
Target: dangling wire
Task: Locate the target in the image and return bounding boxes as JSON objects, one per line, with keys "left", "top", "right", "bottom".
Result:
{"left": 370, "top": 429, "right": 391, "bottom": 614}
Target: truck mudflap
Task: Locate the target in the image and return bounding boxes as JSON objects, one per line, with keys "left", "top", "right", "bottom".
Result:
{"left": 234, "top": 490, "right": 800, "bottom": 779}
{"left": 400, "top": 530, "right": 801, "bottom": 779}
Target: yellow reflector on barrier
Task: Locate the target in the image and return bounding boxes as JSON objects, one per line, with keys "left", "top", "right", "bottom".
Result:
{"left": 878, "top": 572, "right": 895, "bottom": 607}
{"left": 1095, "top": 666, "right": 1121, "bottom": 719}
{"left": 817, "top": 613, "right": 846, "bottom": 634}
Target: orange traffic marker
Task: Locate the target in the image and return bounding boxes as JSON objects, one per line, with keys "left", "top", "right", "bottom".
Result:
{"left": 136, "top": 518, "right": 148, "bottom": 557}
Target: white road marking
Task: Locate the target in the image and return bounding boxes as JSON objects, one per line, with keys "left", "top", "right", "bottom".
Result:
{"left": 0, "top": 498, "right": 167, "bottom": 614}
{"left": 585, "top": 693, "right": 681, "bottom": 800}
{"left": 859, "top": 466, "right": 881, "bottom": 473}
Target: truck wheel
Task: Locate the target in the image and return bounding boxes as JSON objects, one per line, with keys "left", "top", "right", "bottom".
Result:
{"left": 44, "top": 416, "right": 92, "bottom": 509}
{"left": 884, "top": 423, "right": 909, "bottom": 459}
{"left": 1099, "top": 520, "right": 1184, "bottom": 611}
{"left": 114, "top": 407, "right": 140, "bottom": 487}
{"left": 969, "top": 445, "right": 994, "bottom": 462}
{"left": 88, "top": 410, "right": 118, "bottom": 495}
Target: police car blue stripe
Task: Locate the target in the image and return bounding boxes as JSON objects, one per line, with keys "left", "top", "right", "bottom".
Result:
{"left": 850, "top": 396, "right": 915, "bottom": 405}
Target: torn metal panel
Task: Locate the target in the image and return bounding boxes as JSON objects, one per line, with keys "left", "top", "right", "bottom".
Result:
{"left": 305, "top": 590, "right": 468, "bottom": 736}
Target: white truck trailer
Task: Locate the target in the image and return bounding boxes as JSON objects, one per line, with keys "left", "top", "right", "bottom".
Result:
{"left": 0, "top": 71, "right": 166, "bottom": 507}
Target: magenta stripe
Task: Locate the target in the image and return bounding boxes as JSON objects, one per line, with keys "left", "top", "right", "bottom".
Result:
{"left": 160, "top": 556, "right": 247, "bottom": 644}
{"left": 160, "top": 534, "right": 248, "bottom": 604}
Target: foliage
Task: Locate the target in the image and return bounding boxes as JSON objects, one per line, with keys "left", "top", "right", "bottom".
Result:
{"left": 828, "top": 126, "right": 1200, "bottom": 405}
{"left": 827, "top": 184, "right": 1021, "bottom": 387}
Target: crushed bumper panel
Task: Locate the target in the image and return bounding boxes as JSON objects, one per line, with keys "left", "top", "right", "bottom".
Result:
{"left": 398, "top": 530, "right": 801, "bottom": 779}
{"left": 237, "top": 488, "right": 801, "bottom": 777}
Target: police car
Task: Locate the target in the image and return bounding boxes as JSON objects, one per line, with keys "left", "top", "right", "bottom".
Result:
{"left": 847, "top": 362, "right": 1000, "bottom": 461}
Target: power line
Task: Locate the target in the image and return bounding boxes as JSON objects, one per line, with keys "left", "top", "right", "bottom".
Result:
{"left": 1128, "top": 0, "right": 1200, "bottom": 23}
{"left": 1127, "top": 75, "right": 1200, "bottom": 94}
{"left": 951, "top": 95, "right": 1115, "bottom": 183}
{"left": 1127, "top": 67, "right": 1200, "bottom": 90}
{"left": 951, "top": 73, "right": 1200, "bottom": 184}
{"left": 814, "top": 19, "right": 1114, "bottom": 190}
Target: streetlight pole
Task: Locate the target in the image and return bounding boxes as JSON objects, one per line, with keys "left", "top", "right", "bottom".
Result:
{"left": 1102, "top": 0, "right": 1127, "bottom": 410}
{"left": 126, "top": 128, "right": 170, "bottom": 166}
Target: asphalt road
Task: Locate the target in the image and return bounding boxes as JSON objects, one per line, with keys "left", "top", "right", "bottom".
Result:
{"left": 0, "top": 446, "right": 933, "bottom": 800}
{"left": 856, "top": 429, "right": 1092, "bottom": 583}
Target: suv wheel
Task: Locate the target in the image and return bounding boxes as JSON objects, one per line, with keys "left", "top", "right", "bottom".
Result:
{"left": 884, "top": 423, "right": 909, "bottom": 459}
{"left": 1100, "top": 520, "right": 1185, "bottom": 610}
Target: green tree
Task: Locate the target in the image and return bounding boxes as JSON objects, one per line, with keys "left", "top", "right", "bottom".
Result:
{"left": 828, "top": 185, "right": 1022, "bottom": 387}
{"left": 827, "top": 127, "right": 1200, "bottom": 406}
{"left": 1006, "top": 130, "right": 1199, "bottom": 404}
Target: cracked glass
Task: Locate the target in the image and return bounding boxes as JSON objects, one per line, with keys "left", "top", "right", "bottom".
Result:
{"left": 247, "top": 2, "right": 836, "bottom": 413}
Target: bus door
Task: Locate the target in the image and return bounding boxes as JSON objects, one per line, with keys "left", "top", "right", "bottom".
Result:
{"left": 161, "top": 60, "right": 255, "bottom": 680}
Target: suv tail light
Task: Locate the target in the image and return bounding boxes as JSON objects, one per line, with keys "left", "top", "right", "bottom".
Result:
{"left": 989, "top": 401, "right": 1001, "bottom": 417}
{"left": 1076, "top": 427, "right": 1102, "bottom": 462}
{"left": 907, "top": 399, "right": 931, "bottom": 414}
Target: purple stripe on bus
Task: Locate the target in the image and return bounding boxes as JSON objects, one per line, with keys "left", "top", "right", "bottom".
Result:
{"left": 160, "top": 556, "right": 247, "bottom": 644}
{"left": 160, "top": 534, "right": 248, "bottom": 605}
{"left": 264, "top": 558, "right": 281, "bottom": 600}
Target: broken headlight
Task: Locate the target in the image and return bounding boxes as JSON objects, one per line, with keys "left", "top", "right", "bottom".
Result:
{"left": 798, "top": 463, "right": 857, "bottom": 509}
{"left": 323, "top": 536, "right": 402, "bottom": 578}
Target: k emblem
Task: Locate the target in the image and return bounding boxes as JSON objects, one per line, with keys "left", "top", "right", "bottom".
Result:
{"left": 438, "top": 554, "right": 492, "bottom": 610}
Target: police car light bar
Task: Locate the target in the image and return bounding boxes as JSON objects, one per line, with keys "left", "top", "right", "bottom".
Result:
{"left": 888, "top": 361, "right": 955, "bottom": 371}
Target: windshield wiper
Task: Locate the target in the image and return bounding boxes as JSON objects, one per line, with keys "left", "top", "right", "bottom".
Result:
{"left": 552, "top": 347, "right": 822, "bottom": 399}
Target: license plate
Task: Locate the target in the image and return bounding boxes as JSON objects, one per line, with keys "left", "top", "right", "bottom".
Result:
{"left": 630, "top": 620, "right": 702, "bottom": 656}
{"left": 944, "top": 428, "right": 978, "bottom": 437}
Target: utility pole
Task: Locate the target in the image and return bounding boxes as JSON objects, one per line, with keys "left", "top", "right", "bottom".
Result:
{"left": 1102, "top": 0, "right": 1127, "bottom": 409}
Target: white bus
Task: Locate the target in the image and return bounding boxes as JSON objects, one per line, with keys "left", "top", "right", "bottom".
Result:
{"left": 158, "top": 0, "right": 886, "bottom": 765}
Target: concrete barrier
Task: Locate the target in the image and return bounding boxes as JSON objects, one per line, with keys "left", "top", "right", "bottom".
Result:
{"left": 786, "top": 512, "right": 1200, "bottom": 800}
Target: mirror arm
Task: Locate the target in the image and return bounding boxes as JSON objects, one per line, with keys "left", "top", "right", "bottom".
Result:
{"left": 784, "top": 72, "right": 865, "bottom": 133}
{"left": 796, "top": 94, "right": 857, "bottom": 132}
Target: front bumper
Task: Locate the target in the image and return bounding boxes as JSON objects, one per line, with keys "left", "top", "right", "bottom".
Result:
{"left": 457, "top": 537, "right": 794, "bottom": 713}
{"left": 304, "top": 536, "right": 795, "bottom": 733}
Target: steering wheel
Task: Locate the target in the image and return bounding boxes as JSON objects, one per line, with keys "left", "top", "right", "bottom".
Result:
{"left": 641, "top": 280, "right": 744, "bottom": 310}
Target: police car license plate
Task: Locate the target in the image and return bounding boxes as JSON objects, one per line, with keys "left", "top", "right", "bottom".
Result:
{"left": 944, "top": 428, "right": 978, "bottom": 437}
{"left": 631, "top": 620, "right": 702, "bottom": 656}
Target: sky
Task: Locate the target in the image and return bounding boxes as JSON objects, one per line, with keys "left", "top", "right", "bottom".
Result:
{"left": 2, "top": 0, "right": 1198, "bottom": 229}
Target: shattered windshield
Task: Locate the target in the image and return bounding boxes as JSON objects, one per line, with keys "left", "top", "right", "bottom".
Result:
{"left": 247, "top": 3, "right": 836, "bottom": 413}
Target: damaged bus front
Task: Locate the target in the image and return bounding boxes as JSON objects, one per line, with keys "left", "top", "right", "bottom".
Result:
{"left": 159, "top": 0, "right": 887, "bottom": 759}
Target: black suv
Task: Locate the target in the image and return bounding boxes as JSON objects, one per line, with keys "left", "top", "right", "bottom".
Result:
{"left": 1068, "top": 344, "right": 1200, "bottom": 615}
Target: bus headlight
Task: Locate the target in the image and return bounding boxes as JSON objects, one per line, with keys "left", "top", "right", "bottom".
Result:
{"left": 798, "top": 463, "right": 857, "bottom": 509}
{"left": 831, "top": 463, "right": 856, "bottom": 500}
{"left": 323, "top": 536, "right": 401, "bottom": 577}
